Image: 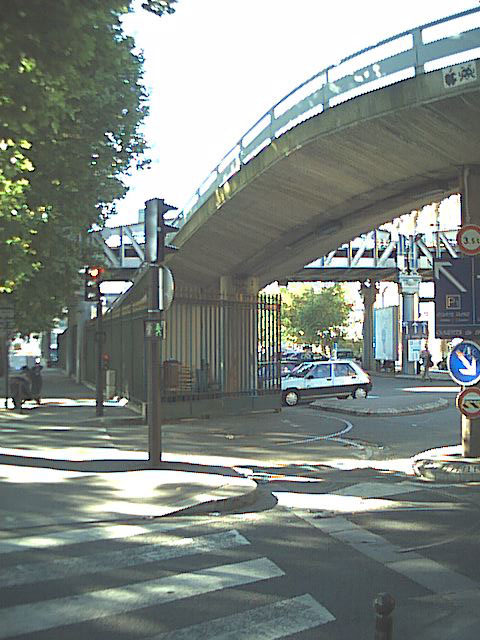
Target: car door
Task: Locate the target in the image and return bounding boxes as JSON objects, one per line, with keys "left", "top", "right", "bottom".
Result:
{"left": 304, "top": 363, "right": 333, "bottom": 397}
{"left": 333, "top": 362, "right": 359, "bottom": 394}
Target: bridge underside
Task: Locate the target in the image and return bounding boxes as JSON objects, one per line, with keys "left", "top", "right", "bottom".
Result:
{"left": 169, "top": 67, "right": 480, "bottom": 291}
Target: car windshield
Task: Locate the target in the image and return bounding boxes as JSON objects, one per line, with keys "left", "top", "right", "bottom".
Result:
{"left": 288, "top": 362, "right": 315, "bottom": 378}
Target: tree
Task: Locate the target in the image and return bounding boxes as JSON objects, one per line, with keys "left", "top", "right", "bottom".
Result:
{"left": 282, "top": 284, "right": 352, "bottom": 354}
{"left": 0, "top": 0, "right": 176, "bottom": 334}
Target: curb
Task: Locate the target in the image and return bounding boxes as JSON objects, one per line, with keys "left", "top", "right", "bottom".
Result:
{"left": 310, "top": 398, "right": 449, "bottom": 416}
{"left": 413, "top": 458, "right": 480, "bottom": 482}
{"left": 413, "top": 445, "right": 480, "bottom": 483}
{"left": 172, "top": 479, "right": 270, "bottom": 515}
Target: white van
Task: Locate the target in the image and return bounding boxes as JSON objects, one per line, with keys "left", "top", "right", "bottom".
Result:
{"left": 281, "top": 359, "right": 372, "bottom": 406}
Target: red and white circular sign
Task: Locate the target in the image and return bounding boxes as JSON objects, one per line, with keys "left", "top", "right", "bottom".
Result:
{"left": 457, "top": 387, "right": 480, "bottom": 418}
{"left": 456, "top": 225, "right": 480, "bottom": 256}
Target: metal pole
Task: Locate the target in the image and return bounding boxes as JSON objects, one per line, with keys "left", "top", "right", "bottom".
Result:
{"left": 374, "top": 592, "right": 395, "bottom": 640}
{"left": 4, "top": 333, "right": 9, "bottom": 409}
{"left": 95, "top": 293, "right": 104, "bottom": 417}
{"left": 147, "top": 264, "right": 162, "bottom": 465}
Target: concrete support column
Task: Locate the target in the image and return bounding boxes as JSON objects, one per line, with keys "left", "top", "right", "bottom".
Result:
{"left": 398, "top": 274, "right": 421, "bottom": 375}
{"left": 460, "top": 165, "right": 480, "bottom": 456}
{"left": 220, "top": 276, "right": 260, "bottom": 299}
{"left": 220, "top": 276, "right": 260, "bottom": 394}
{"left": 460, "top": 165, "right": 480, "bottom": 225}
{"left": 360, "top": 281, "right": 378, "bottom": 371}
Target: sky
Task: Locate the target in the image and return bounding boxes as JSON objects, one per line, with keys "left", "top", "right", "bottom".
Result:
{"left": 108, "top": 0, "right": 480, "bottom": 227}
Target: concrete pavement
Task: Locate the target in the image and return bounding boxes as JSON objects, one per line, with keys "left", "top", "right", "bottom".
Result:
{"left": 0, "top": 369, "right": 261, "bottom": 531}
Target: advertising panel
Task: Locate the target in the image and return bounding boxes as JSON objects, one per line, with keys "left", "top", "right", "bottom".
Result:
{"left": 374, "top": 306, "right": 398, "bottom": 361}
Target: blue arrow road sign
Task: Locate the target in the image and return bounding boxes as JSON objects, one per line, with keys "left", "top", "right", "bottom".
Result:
{"left": 448, "top": 340, "right": 480, "bottom": 386}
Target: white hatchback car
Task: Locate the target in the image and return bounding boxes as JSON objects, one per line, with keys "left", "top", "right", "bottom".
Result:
{"left": 281, "top": 359, "right": 372, "bottom": 406}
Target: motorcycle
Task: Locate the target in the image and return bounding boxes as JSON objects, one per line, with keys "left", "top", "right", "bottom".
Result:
{"left": 9, "top": 365, "right": 42, "bottom": 409}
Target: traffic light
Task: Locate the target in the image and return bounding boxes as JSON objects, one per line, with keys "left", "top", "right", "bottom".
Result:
{"left": 84, "top": 265, "right": 105, "bottom": 301}
{"left": 145, "top": 198, "right": 178, "bottom": 264}
{"left": 158, "top": 212, "right": 178, "bottom": 262}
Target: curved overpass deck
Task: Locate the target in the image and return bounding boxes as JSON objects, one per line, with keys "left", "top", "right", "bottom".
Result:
{"left": 166, "top": 10, "right": 480, "bottom": 290}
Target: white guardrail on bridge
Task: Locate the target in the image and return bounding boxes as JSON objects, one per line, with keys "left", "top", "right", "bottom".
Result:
{"left": 172, "top": 7, "right": 480, "bottom": 228}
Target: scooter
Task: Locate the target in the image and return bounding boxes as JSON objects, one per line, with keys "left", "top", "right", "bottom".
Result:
{"left": 9, "top": 366, "right": 41, "bottom": 409}
{"left": 9, "top": 371, "right": 32, "bottom": 409}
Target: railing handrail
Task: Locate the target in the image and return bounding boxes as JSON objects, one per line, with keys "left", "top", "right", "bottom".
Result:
{"left": 173, "top": 7, "right": 480, "bottom": 228}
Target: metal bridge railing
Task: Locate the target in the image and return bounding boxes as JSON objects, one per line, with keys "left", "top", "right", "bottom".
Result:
{"left": 173, "top": 7, "right": 480, "bottom": 229}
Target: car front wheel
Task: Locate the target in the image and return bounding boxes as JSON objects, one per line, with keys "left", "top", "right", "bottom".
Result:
{"left": 352, "top": 387, "right": 367, "bottom": 399}
{"left": 283, "top": 389, "right": 300, "bottom": 406}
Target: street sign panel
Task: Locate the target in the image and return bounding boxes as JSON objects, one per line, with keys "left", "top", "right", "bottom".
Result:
{"left": 447, "top": 340, "right": 480, "bottom": 386}
{"left": 158, "top": 266, "right": 174, "bottom": 311}
{"left": 457, "top": 387, "right": 480, "bottom": 418}
{"left": 457, "top": 225, "right": 480, "bottom": 256}
{"left": 402, "top": 320, "right": 428, "bottom": 338}
{"left": 434, "top": 256, "right": 480, "bottom": 338}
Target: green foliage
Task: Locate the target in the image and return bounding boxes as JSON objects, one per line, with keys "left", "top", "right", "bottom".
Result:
{"left": 142, "top": 0, "right": 177, "bottom": 15}
{"left": 282, "top": 284, "right": 352, "bottom": 353}
{"left": 0, "top": 0, "right": 164, "bottom": 333}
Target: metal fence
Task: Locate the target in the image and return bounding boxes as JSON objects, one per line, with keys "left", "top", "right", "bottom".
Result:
{"left": 76, "top": 290, "right": 281, "bottom": 415}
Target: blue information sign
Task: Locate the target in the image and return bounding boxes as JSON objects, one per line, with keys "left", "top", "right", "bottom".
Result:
{"left": 447, "top": 340, "right": 480, "bottom": 386}
{"left": 434, "top": 256, "right": 480, "bottom": 338}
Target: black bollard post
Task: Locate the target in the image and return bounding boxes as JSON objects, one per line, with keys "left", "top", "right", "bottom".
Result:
{"left": 374, "top": 592, "right": 395, "bottom": 640}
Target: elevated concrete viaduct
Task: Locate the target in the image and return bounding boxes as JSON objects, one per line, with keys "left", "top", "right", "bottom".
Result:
{"left": 168, "top": 65, "right": 480, "bottom": 292}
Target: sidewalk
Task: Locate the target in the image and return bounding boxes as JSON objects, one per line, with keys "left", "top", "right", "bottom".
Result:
{"left": 0, "top": 369, "right": 259, "bottom": 531}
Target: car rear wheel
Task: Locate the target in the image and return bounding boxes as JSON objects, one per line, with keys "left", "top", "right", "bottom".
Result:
{"left": 352, "top": 387, "right": 367, "bottom": 399}
{"left": 283, "top": 389, "right": 300, "bottom": 406}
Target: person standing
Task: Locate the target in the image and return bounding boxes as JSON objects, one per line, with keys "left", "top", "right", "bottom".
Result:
{"left": 420, "top": 345, "right": 432, "bottom": 381}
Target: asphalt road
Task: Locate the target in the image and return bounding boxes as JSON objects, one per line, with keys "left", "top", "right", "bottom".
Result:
{"left": 3, "top": 480, "right": 480, "bottom": 640}
{"left": 4, "top": 372, "right": 478, "bottom": 639}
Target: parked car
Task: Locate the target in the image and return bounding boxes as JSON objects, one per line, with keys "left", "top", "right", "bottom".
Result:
{"left": 259, "top": 360, "right": 303, "bottom": 388}
{"left": 281, "top": 360, "right": 301, "bottom": 377}
{"left": 281, "top": 359, "right": 372, "bottom": 406}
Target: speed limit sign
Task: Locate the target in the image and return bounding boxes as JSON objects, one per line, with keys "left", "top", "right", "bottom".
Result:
{"left": 457, "top": 387, "right": 480, "bottom": 418}
{"left": 456, "top": 224, "right": 480, "bottom": 255}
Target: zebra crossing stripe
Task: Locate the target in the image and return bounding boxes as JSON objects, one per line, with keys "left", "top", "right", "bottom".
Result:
{"left": 0, "top": 517, "right": 209, "bottom": 555}
{"left": 146, "top": 594, "right": 335, "bottom": 639}
{"left": 0, "top": 558, "right": 284, "bottom": 639}
{"left": 300, "top": 514, "right": 478, "bottom": 594}
{"left": 0, "top": 530, "right": 250, "bottom": 587}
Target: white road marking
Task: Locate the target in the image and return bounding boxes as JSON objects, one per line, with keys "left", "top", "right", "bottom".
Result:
{"left": 147, "top": 594, "right": 335, "bottom": 639}
{"left": 0, "top": 517, "right": 212, "bottom": 555}
{"left": 0, "top": 558, "right": 284, "bottom": 639}
{"left": 333, "top": 482, "right": 422, "bottom": 499}
{"left": 0, "top": 530, "right": 250, "bottom": 587}
{"left": 278, "top": 416, "right": 353, "bottom": 446}
{"left": 299, "top": 513, "right": 478, "bottom": 595}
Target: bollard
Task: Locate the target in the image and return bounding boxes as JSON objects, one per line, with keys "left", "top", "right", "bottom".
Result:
{"left": 374, "top": 592, "right": 395, "bottom": 640}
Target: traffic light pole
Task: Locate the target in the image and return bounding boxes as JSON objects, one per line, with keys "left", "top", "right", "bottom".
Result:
{"left": 95, "top": 292, "right": 104, "bottom": 417}
{"left": 147, "top": 265, "right": 162, "bottom": 465}
{"left": 144, "top": 197, "right": 177, "bottom": 467}
{"left": 4, "top": 333, "right": 9, "bottom": 409}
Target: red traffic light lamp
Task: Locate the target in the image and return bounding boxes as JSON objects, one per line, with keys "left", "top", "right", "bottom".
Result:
{"left": 84, "top": 265, "right": 105, "bottom": 301}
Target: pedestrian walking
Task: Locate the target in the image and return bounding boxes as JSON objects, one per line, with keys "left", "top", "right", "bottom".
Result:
{"left": 420, "top": 346, "right": 432, "bottom": 381}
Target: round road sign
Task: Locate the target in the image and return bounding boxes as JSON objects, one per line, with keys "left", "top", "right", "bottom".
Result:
{"left": 447, "top": 340, "right": 480, "bottom": 386}
{"left": 457, "top": 387, "right": 480, "bottom": 418}
{"left": 456, "top": 224, "right": 480, "bottom": 256}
